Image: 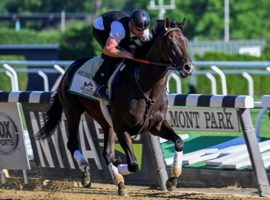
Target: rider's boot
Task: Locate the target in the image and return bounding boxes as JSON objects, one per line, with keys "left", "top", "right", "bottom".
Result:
{"left": 93, "top": 57, "right": 117, "bottom": 101}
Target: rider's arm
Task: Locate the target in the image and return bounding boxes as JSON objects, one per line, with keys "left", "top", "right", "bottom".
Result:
{"left": 103, "top": 37, "right": 134, "bottom": 59}
{"left": 103, "top": 21, "right": 134, "bottom": 59}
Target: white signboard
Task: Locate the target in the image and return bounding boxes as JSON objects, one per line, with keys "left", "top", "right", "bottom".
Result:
{"left": 0, "top": 103, "right": 30, "bottom": 169}
{"left": 239, "top": 46, "right": 261, "bottom": 57}
{"left": 166, "top": 107, "right": 240, "bottom": 132}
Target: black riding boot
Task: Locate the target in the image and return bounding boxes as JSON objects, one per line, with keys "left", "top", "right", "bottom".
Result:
{"left": 93, "top": 56, "right": 119, "bottom": 101}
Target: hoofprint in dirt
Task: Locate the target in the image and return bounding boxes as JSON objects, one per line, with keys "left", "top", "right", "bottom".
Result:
{"left": 0, "top": 179, "right": 270, "bottom": 200}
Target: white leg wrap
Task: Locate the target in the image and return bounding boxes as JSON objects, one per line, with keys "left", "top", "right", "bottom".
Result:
{"left": 117, "top": 164, "right": 132, "bottom": 175}
{"left": 173, "top": 151, "right": 183, "bottom": 167}
{"left": 171, "top": 151, "right": 183, "bottom": 177}
{"left": 108, "top": 163, "right": 124, "bottom": 185}
{"left": 74, "top": 150, "right": 88, "bottom": 171}
{"left": 108, "top": 163, "right": 119, "bottom": 180}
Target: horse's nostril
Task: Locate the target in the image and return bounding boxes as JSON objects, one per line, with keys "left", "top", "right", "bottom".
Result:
{"left": 184, "top": 64, "right": 191, "bottom": 72}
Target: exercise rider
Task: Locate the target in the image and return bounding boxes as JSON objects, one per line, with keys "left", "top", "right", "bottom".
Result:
{"left": 92, "top": 9, "right": 151, "bottom": 101}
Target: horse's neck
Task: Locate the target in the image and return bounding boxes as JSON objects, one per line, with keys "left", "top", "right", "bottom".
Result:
{"left": 136, "top": 35, "right": 169, "bottom": 95}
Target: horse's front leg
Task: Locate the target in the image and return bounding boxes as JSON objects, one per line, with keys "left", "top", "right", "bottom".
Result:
{"left": 118, "top": 131, "right": 139, "bottom": 173}
{"left": 150, "top": 120, "right": 184, "bottom": 191}
{"left": 101, "top": 127, "right": 128, "bottom": 196}
{"left": 109, "top": 130, "right": 139, "bottom": 196}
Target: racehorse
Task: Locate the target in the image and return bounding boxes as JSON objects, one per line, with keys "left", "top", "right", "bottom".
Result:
{"left": 37, "top": 18, "right": 194, "bottom": 196}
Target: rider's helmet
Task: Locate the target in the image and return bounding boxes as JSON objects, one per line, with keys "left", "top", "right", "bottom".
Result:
{"left": 130, "top": 9, "right": 150, "bottom": 31}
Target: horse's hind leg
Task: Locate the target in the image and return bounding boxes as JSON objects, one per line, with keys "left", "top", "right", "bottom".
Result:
{"left": 150, "top": 120, "right": 184, "bottom": 191}
{"left": 64, "top": 107, "right": 91, "bottom": 188}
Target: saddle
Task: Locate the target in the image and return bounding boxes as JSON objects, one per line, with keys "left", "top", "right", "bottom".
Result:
{"left": 69, "top": 56, "right": 125, "bottom": 102}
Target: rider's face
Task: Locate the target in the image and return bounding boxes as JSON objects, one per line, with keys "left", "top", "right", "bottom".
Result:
{"left": 130, "top": 22, "right": 144, "bottom": 38}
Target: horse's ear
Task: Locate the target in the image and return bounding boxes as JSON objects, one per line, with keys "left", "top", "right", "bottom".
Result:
{"left": 177, "top": 18, "right": 187, "bottom": 30}
{"left": 164, "top": 17, "right": 170, "bottom": 31}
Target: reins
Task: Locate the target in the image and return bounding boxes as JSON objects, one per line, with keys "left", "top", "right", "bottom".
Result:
{"left": 131, "top": 27, "right": 183, "bottom": 71}
{"left": 132, "top": 58, "right": 178, "bottom": 70}
{"left": 132, "top": 58, "right": 169, "bottom": 67}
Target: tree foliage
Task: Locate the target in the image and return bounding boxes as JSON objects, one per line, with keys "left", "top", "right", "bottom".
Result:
{"left": 161, "top": 0, "right": 270, "bottom": 40}
{"left": 58, "top": 22, "right": 100, "bottom": 60}
{"left": 0, "top": 0, "right": 270, "bottom": 41}
{"left": 0, "top": 0, "right": 129, "bottom": 14}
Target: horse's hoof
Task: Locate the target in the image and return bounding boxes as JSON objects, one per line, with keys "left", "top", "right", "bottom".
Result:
{"left": 118, "top": 182, "right": 129, "bottom": 196}
{"left": 118, "top": 188, "right": 129, "bottom": 196}
{"left": 166, "top": 177, "right": 178, "bottom": 191}
{"left": 81, "top": 167, "right": 91, "bottom": 188}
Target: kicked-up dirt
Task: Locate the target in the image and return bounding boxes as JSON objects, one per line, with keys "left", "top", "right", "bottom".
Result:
{"left": 0, "top": 177, "right": 270, "bottom": 200}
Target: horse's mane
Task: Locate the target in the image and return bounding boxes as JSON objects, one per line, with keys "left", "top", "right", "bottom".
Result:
{"left": 133, "top": 19, "right": 180, "bottom": 58}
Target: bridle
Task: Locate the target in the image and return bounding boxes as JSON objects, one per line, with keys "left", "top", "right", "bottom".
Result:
{"left": 133, "top": 28, "right": 188, "bottom": 132}
{"left": 164, "top": 27, "right": 188, "bottom": 71}
{"left": 132, "top": 27, "right": 186, "bottom": 101}
{"left": 132, "top": 27, "right": 187, "bottom": 72}
{"left": 132, "top": 26, "right": 189, "bottom": 123}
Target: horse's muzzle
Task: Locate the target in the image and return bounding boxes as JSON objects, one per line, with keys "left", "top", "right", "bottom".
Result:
{"left": 179, "top": 63, "right": 194, "bottom": 78}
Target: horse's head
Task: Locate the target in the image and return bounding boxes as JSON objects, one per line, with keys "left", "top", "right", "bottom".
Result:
{"left": 133, "top": 18, "right": 194, "bottom": 79}
{"left": 161, "top": 18, "right": 194, "bottom": 78}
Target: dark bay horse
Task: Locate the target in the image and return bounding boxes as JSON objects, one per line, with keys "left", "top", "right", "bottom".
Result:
{"left": 37, "top": 18, "right": 194, "bottom": 196}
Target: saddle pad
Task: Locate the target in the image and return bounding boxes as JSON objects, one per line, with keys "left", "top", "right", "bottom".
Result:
{"left": 69, "top": 56, "right": 103, "bottom": 99}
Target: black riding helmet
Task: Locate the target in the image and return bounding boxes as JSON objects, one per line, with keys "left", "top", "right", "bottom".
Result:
{"left": 130, "top": 9, "right": 150, "bottom": 31}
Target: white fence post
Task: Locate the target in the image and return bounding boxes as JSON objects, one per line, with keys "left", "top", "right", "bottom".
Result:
{"left": 205, "top": 72, "right": 217, "bottom": 94}
{"left": 51, "top": 64, "right": 65, "bottom": 91}
{"left": 211, "top": 65, "right": 227, "bottom": 95}
{"left": 38, "top": 70, "right": 49, "bottom": 91}
{"left": 3, "top": 64, "right": 19, "bottom": 91}
{"left": 167, "top": 72, "right": 182, "bottom": 93}
{"left": 242, "top": 72, "right": 254, "bottom": 96}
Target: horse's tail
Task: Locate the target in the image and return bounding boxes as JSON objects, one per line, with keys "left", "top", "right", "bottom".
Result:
{"left": 37, "top": 92, "right": 63, "bottom": 140}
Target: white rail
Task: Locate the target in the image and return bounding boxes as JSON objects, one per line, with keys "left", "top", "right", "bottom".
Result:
{"left": 0, "top": 60, "right": 270, "bottom": 95}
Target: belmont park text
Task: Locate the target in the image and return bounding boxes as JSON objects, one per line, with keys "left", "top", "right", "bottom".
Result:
{"left": 167, "top": 108, "right": 240, "bottom": 132}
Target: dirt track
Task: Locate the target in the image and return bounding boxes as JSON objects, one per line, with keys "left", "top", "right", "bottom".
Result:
{"left": 1, "top": 178, "right": 270, "bottom": 200}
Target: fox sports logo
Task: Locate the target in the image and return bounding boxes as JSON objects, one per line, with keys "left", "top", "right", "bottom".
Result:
{"left": 0, "top": 112, "right": 19, "bottom": 155}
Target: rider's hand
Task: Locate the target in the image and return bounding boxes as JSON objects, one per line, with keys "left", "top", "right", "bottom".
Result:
{"left": 123, "top": 51, "right": 134, "bottom": 60}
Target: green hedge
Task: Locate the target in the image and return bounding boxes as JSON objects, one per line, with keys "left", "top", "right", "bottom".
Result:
{"left": 0, "top": 55, "right": 27, "bottom": 90}
{"left": 58, "top": 22, "right": 102, "bottom": 60}
{"left": 0, "top": 29, "right": 49, "bottom": 90}
{"left": 194, "top": 52, "right": 270, "bottom": 96}
{"left": 0, "top": 28, "right": 60, "bottom": 44}
{"left": 195, "top": 51, "right": 269, "bottom": 61}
